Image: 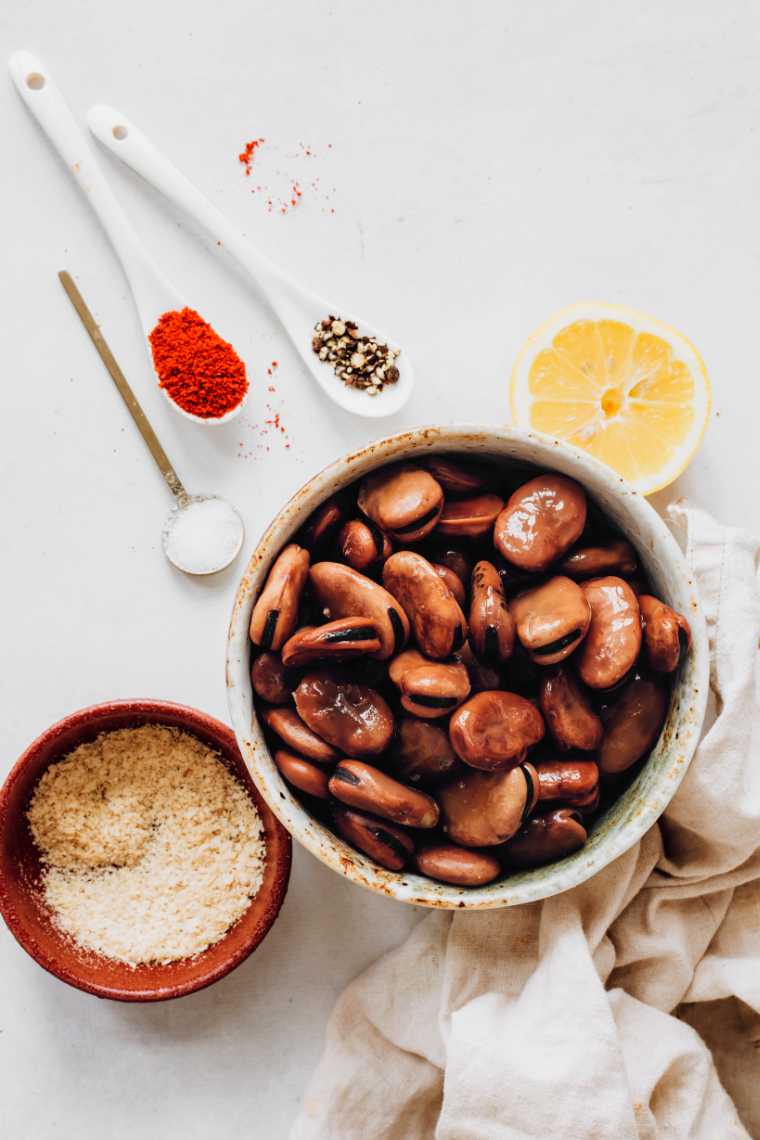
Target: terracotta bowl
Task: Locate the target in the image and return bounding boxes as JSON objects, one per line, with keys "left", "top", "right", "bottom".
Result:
{"left": 0, "top": 699, "right": 291, "bottom": 1001}
{"left": 226, "top": 425, "right": 709, "bottom": 909}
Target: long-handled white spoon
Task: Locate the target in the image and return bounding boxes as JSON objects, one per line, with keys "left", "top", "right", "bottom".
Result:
{"left": 59, "top": 271, "right": 244, "bottom": 575}
{"left": 87, "top": 104, "right": 414, "bottom": 419}
{"left": 9, "top": 51, "right": 245, "bottom": 427}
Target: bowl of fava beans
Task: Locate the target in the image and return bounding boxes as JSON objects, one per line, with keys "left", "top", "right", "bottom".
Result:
{"left": 226, "top": 426, "right": 708, "bottom": 908}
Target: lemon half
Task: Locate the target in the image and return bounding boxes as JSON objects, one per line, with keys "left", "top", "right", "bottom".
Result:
{"left": 510, "top": 303, "right": 711, "bottom": 494}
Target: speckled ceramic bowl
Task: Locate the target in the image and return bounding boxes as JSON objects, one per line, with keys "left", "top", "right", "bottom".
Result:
{"left": 226, "top": 426, "right": 708, "bottom": 908}
{"left": 0, "top": 700, "right": 291, "bottom": 1000}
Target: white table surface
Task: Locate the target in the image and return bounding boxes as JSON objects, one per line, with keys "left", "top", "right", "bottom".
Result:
{"left": 2, "top": 2, "right": 759, "bottom": 1136}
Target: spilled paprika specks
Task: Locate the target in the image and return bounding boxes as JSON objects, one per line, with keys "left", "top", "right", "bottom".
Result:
{"left": 148, "top": 308, "right": 248, "bottom": 419}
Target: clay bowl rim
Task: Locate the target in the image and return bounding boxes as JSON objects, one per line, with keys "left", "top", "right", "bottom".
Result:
{"left": 0, "top": 698, "right": 292, "bottom": 1002}
{"left": 226, "top": 424, "right": 709, "bottom": 909}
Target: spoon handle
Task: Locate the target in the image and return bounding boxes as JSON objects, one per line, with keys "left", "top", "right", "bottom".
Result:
{"left": 59, "top": 271, "right": 186, "bottom": 501}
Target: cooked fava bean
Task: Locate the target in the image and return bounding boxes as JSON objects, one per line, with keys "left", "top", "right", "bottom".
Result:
{"left": 503, "top": 808, "right": 587, "bottom": 867}
{"left": 330, "top": 760, "right": 439, "bottom": 828}
{"left": 358, "top": 464, "right": 444, "bottom": 542}
{"left": 422, "top": 455, "right": 490, "bottom": 495}
{"left": 250, "top": 544, "right": 310, "bottom": 651}
{"left": 539, "top": 667, "right": 603, "bottom": 751}
{"left": 387, "top": 718, "right": 459, "bottom": 786}
{"left": 262, "top": 706, "right": 340, "bottom": 763}
{"left": 449, "top": 691, "right": 544, "bottom": 771}
{"left": 511, "top": 576, "right": 591, "bottom": 665}
{"left": 433, "top": 563, "right": 466, "bottom": 607}
{"left": 535, "top": 758, "right": 599, "bottom": 806}
{"left": 415, "top": 844, "right": 501, "bottom": 886}
{"left": 251, "top": 652, "right": 292, "bottom": 705}
{"left": 299, "top": 495, "right": 346, "bottom": 550}
{"left": 469, "top": 561, "right": 515, "bottom": 662}
{"left": 333, "top": 806, "right": 415, "bottom": 871}
{"left": 294, "top": 671, "right": 394, "bottom": 757}
{"left": 399, "top": 662, "right": 471, "bottom": 719}
{"left": 494, "top": 474, "right": 587, "bottom": 572}
{"left": 383, "top": 550, "right": 468, "bottom": 659}
{"left": 455, "top": 641, "right": 503, "bottom": 693}
{"left": 281, "top": 617, "right": 382, "bottom": 667}
{"left": 639, "top": 595, "right": 692, "bottom": 674}
{"left": 388, "top": 648, "right": 427, "bottom": 686}
{"left": 561, "top": 539, "right": 638, "bottom": 580}
{"left": 577, "top": 576, "right": 642, "bottom": 690}
{"left": 435, "top": 493, "right": 504, "bottom": 540}
{"left": 599, "top": 674, "right": 668, "bottom": 774}
{"left": 274, "top": 750, "right": 331, "bottom": 799}
{"left": 338, "top": 519, "right": 392, "bottom": 572}
{"left": 439, "top": 762, "right": 538, "bottom": 846}
{"left": 310, "top": 562, "right": 410, "bottom": 660}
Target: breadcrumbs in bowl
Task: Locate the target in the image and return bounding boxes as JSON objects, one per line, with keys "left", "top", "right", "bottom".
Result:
{"left": 0, "top": 700, "right": 291, "bottom": 1002}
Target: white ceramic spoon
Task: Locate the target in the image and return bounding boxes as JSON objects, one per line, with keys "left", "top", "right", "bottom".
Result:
{"left": 8, "top": 51, "right": 245, "bottom": 427}
{"left": 87, "top": 104, "right": 414, "bottom": 419}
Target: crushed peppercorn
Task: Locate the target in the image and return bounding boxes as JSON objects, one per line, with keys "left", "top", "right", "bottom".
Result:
{"left": 311, "top": 316, "right": 400, "bottom": 395}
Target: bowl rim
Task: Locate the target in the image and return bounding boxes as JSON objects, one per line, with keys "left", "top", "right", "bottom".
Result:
{"left": 226, "top": 424, "right": 709, "bottom": 909}
{"left": 0, "top": 698, "right": 292, "bottom": 1001}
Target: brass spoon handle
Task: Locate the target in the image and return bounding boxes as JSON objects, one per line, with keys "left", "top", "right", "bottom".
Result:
{"left": 58, "top": 270, "right": 186, "bottom": 501}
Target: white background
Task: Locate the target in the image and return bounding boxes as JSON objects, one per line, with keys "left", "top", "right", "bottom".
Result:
{"left": 2, "top": 2, "right": 759, "bottom": 1137}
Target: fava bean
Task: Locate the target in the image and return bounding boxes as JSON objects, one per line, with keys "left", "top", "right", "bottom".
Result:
{"left": 329, "top": 760, "right": 439, "bottom": 828}
{"left": 433, "top": 563, "right": 466, "bottom": 607}
{"left": 449, "top": 690, "right": 544, "bottom": 771}
{"left": 422, "top": 455, "right": 490, "bottom": 495}
{"left": 534, "top": 758, "right": 599, "bottom": 807}
{"left": 415, "top": 844, "right": 501, "bottom": 886}
{"left": 503, "top": 808, "right": 587, "bottom": 867}
{"left": 274, "top": 749, "right": 331, "bottom": 799}
{"left": 639, "top": 595, "right": 691, "bottom": 674}
{"left": 282, "top": 617, "right": 382, "bottom": 667}
{"left": 599, "top": 673, "right": 668, "bottom": 774}
{"left": 469, "top": 561, "right": 515, "bottom": 662}
{"left": 250, "top": 544, "right": 310, "bottom": 651}
{"left": 262, "top": 706, "right": 340, "bottom": 763}
{"left": 511, "top": 576, "right": 591, "bottom": 664}
{"left": 539, "top": 666, "right": 603, "bottom": 751}
{"left": 338, "top": 519, "right": 392, "bottom": 572}
{"left": 577, "top": 576, "right": 642, "bottom": 689}
{"left": 299, "top": 495, "right": 346, "bottom": 550}
{"left": 387, "top": 718, "right": 459, "bottom": 786}
{"left": 294, "top": 671, "right": 394, "bottom": 757}
{"left": 383, "top": 550, "right": 468, "bottom": 659}
{"left": 251, "top": 652, "right": 292, "bottom": 705}
{"left": 310, "top": 562, "right": 410, "bottom": 660}
{"left": 494, "top": 474, "right": 587, "bottom": 572}
{"left": 333, "top": 806, "right": 415, "bottom": 871}
{"left": 435, "top": 493, "right": 504, "bottom": 540}
{"left": 358, "top": 464, "right": 444, "bottom": 542}
{"left": 439, "top": 762, "right": 538, "bottom": 846}
{"left": 561, "top": 539, "right": 638, "bottom": 580}
{"left": 399, "top": 661, "right": 471, "bottom": 718}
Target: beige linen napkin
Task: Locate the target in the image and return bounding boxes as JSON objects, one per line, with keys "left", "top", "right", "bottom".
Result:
{"left": 292, "top": 505, "right": 760, "bottom": 1140}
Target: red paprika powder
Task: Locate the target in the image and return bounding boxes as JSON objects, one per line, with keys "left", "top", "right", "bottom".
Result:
{"left": 149, "top": 308, "right": 248, "bottom": 419}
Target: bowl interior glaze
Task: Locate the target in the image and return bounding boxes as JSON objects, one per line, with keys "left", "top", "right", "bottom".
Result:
{"left": 0, "top": 700, "right": 291, "bottom": 1000}
{"left": 226, "top": 426, "right": 708, "bottom": 909}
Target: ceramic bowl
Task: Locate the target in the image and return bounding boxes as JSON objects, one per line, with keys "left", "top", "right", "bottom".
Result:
{"left": 226, "top": 426, "right": 708, "bottom": 909}
{"left": 0, "top": 699, "right": 291, "bottom": 1000}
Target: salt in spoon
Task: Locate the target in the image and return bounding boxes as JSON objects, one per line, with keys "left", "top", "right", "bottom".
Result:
{"left": 59, "top": 272, "right": 244, "bottom": 576}
{"left": 9, "top": 51, "right": 246, "bottom": 427}
{"left": 87, "top": 104, "right": 414, "bottom": 419}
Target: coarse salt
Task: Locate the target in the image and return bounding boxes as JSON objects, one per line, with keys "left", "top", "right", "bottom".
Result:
{"left": 163, "top": 496, "right": 244, "bottom": 575}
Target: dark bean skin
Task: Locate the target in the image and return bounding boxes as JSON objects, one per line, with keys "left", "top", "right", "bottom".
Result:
{"left": 599, "top": 674, "right": 668, "bottom": 774}
{"left": 399, "top": 661, "right": 471, "bottom": 719}
{"left": 503, "top": 808, "right": 587, "bottom": 867}
{"left": 274, "top": 750, "right": 331, "bottom": 799}
{"left": 577, "top": 576, "right": 642, "bottom": 690}
{"left": 422, "top": 456, "right": 490, "bottom": 495}
{"left": 262, "top": 707, "right": 340, "bottom": 763}
{"left": 329, "top": 760, "right": 440, "bottom": 828}
{"left": 469, "top": 560, "right": 515, "bottom": 662}
{"left": 251, "top": 652, "right": 292, "bottom": 705}
{"left": 439, "top": 762, "right": 538, "bottom": 847}
{"left": 250, "top": 544, "right": 311, "bottom": 651}
{"left": 333, "top": 806, "right": 415, "bottom": 871}
{"left": 539, "top": 667, "right": 604, "bottom": 751}
{"left": 387, "top": 718, "right": 459, "bottom": 786}
{"left": 281, "top": 617, "right": 382, "bottom": 667}
{"left": 294, "top": 672, "right": 395, "bottom": 757}
{"left": 511, "top": 576, "right": 591, "bottom": 665}
{"left": 415, "top": 844, "right": 501, "bottom": 886}
{"left": 561, "top": 539, "right": 638, "bottom": 580}
{"left": 358, "top": 464, "right": 444, "bottom": 542}
{"left": 433, "top": 563, "right": 466, "bottom": 607}
{"left": 435, "top": 493, "right": 505, "bottom": 540}
{"left": 299, "top": 496, "right": 346, "bottom": 551}
{"left": 535, "top": 758, "right": 599, "bottom": 806}
{"left": 383, "top": 550, "right": 468, "bottom": 659}
{"left": 338, "top": 519, "right": 392, "bottom": 572}
{"left": 639, "top": 595, "right": 692, "bottom": 674}
{"left": 310, "top": 562, "right": 410, "bottom": 660}
{"left": 449, "top": 691, "right": 544, "bottom": 771}
{"left": 494, "top": 474, "right": 587, "bottom": 572}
